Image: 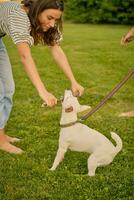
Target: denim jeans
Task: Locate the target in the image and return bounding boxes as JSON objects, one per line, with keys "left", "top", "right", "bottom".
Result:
{"left": 0, "top": 38, "right": 15, "bottom": 128}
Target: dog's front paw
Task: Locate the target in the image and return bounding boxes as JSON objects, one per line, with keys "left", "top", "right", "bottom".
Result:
{"left": 88, "top": 172, "right": 95, "bottom": 177}
{"left": 49, "top": 167, "right": 55, "bottom": 171}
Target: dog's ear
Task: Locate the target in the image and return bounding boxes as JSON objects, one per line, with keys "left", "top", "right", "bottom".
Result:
{"left": 78, "top": 105, "right": 91, "bottom": 113}
{"left": 65, "top": 106, "right": 73, "bottom": 113}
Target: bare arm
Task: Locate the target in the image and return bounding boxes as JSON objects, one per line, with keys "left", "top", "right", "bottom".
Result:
{"left": 16, "top": 42, "right": 57, "bottom": 107}
{"left": 50, "top": 45, "right": 84, "bottom": 96}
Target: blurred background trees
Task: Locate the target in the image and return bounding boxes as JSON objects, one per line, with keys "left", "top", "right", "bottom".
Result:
{"left": 1, "top": 0, "right": 133, "bottom": 24}
{"left": 64, "top": 0, "right": 134, "bottom": 24}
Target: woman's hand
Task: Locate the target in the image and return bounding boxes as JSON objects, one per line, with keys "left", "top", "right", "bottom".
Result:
{"left": 121, "top": 28, "right": 134, "bottom": 45}
{"left": 39, "top": 91, "right": 57, "bottom": 107}
{"left": 121, "top": 34, "right": 134, "bottom": 45}
{"left": 71, "top": 81, "right": 84, "bottom": 97}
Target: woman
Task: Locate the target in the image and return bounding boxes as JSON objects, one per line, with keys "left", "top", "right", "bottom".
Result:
{"left": 0, "top": 0, "right": 84, "bottom": 154}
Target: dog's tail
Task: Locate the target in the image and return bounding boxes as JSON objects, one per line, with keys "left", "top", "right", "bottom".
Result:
{"left": 111, "top": 132, "right": 123, "bottom": 154}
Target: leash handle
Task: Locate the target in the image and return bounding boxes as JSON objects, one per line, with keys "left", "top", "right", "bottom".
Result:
{"left": 80, "top": 68, "right": 134, "bottom": 121}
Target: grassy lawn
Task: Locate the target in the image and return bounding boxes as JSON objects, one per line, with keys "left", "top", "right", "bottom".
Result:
{"left": 0, "top": 23, "right": 134, "bottom": 200}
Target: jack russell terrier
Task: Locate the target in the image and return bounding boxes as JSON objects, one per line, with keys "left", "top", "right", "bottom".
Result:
{"left": 50, "top": 90, "right": 122, "bottom": 176}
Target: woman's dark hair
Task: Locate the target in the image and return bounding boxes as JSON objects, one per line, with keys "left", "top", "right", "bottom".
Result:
{"left": 21, "top": 0, "right": 64, "bottom": 45}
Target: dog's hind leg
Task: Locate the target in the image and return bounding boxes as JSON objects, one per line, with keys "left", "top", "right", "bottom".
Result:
{"left": 88, "top": 153, "right": 113, "bottom": 176}
{"left": 87, "top": 154, "right": 98, "bottom": 176}
{"left": 50, "top": 144, "right": 68, "bottom": 171}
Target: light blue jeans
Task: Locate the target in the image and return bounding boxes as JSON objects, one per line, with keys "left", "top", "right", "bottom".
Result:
{"left": 0, "top": 38, "right": 15, "bottom": 128}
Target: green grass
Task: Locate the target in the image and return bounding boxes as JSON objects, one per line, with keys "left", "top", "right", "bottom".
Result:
{"left": 0, "top": 23, "right": 134, "bottom": 200}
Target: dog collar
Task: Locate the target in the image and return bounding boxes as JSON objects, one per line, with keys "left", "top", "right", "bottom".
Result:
{"left": 60, "top": 120, "right": 78, "bottom": 128}
{"left": 60, "top": 119, "right": 84, "bottom": 128}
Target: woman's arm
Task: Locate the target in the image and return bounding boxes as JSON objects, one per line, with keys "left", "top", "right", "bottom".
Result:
{"left": 50, "top": 44, "right": 84, "bottom": 96}
{"left": 16, "top": 42, "right": 57, "bottom": 107}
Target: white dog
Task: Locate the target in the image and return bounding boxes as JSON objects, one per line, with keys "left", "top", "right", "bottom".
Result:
{"left": 50, "top": 90, "right": 122, "bottom": 176}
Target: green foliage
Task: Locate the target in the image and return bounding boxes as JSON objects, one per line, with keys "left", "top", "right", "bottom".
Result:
{"left": 0, "top": 24, "right": 134, "bottom": 199}
{"left": 64, "top": 0, "right": 134, "bottom": 24}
